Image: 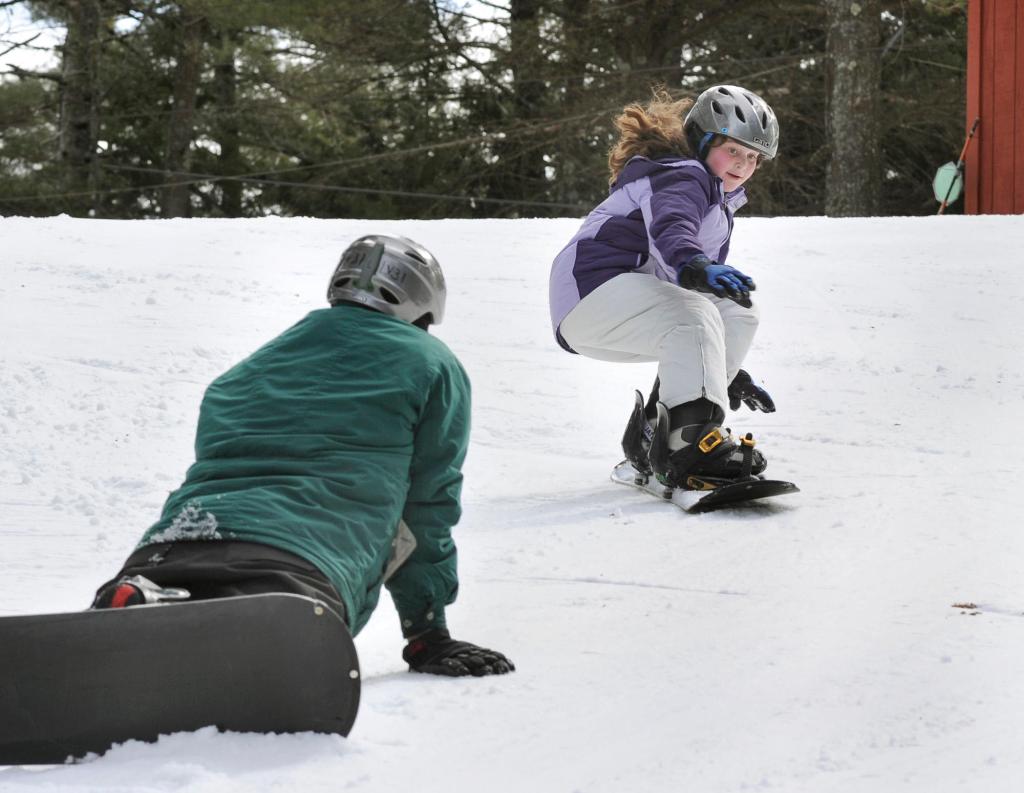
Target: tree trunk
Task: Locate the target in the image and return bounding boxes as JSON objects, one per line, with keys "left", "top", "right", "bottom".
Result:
{"left": 642, "top": 0, "right": 690, "bottom": 71}
{"left": 825, "top": 0, "right": 882, "bottom": 216}
{"left": 554, "top": 0, "right": 589, "bottom": 203}
{"left": 498, "top": 0, "right": 546, "bottom": 210}
{"left": 161, "top": 8, "right": 205, "bottom": 218}
{"left": 561, "top": 0, "right": 588, "bottom": 106}
{"left": 213, "top": 29, "right": 242, "bottom": 217}
{"left": 58, "top": 0, "right": 101, "bottom": 216}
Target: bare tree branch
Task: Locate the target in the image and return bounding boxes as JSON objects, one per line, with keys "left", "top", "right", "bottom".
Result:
{"left": 468, "top": 0, "right": 509, "bottom": 13}
{"left": 4, "top": 62, "right": 62, "bottom": 81}
{"left": 0, "top": 30, "right": 40, "bottom": 57}
{"left": 429, "top": 0, "right": 514, "bottom": 100}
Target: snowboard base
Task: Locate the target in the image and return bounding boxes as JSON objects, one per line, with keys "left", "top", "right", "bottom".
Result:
{"left": 0, "top": 593, "right": 359, "bottom": 765}
{"left": 611, "top": 460, "right": 798, "bottom": 513}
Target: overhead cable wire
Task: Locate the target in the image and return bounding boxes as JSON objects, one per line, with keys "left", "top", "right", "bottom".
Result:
{"left": 0, "top": 159, "right": 588, "bottom": 211}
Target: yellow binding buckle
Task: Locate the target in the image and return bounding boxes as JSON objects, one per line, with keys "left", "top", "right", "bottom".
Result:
{"left": 740, "top": 433, "right": 756, "bottom": 448}
{"left": 698, "top": 428, "right": 724, "bottom": 453}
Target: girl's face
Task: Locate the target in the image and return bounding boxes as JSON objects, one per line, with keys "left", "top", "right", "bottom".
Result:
{"left": 705, "top": 139, "right": 762, "bottom": 193}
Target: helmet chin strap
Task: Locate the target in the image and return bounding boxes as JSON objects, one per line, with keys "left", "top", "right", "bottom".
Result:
{"left": 698, "top": 131, "right": 715, "bottom": 159}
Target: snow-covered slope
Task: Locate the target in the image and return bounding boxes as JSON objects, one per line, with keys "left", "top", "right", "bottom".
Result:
{"left": 1, "top": 214, "right": 1022, "bottom": 792}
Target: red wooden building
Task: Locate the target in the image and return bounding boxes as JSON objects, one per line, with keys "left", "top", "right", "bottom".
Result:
{"left": 965, "top": 0, "right": 1024, "bottom": 214}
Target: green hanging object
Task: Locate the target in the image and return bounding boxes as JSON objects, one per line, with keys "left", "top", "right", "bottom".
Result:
{"left": 935, "top": 118, "right": 979, "bottom": 215}
{"left": 933, "top": 162, "right": 963, "bottom": 204}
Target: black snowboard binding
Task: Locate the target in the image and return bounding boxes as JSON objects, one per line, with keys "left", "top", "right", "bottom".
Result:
{"left": 648, "top": 401, "right": 766, "bottom": 490}
{"left": 92, "top": 575, "right": 190, "bottom": 609}
{"left": 613, "top": 391, "right": 798, "bottom": 512}
{"left": 620, "top": 390, "right": 656, "bottom": 481}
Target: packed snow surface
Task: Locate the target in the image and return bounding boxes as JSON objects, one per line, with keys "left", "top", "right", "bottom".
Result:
{"left": 1, "top": 214, "right": 1022, "bottom": 792}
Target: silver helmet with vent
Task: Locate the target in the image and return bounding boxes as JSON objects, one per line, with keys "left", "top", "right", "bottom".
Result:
{"left": 684, "top": 85, "right": 780, "bottom": 160}
{"left": 327, "top": 235, "right": 446, "bottom": 326}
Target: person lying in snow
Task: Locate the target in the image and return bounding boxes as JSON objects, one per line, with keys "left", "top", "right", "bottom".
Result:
{"left": 548, "top": 84, "right": 780, "bottom": 489}
{"left": 93, "top": 234, "right": 513, "bottom": 678}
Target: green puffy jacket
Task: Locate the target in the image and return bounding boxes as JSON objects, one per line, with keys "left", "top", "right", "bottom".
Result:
{"left": 137, "top": 305, "right": 471, "bottom": 636}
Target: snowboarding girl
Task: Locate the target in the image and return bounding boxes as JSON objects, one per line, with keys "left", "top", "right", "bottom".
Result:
{"left": 549, "top": 85, "right": 780, "bottom": 489}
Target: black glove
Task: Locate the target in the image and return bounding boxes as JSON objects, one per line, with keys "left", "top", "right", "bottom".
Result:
{"left": 728, "top": 369, "right": 776, "bottom": 413}
{"left": 402, "top": 629, "right": 515, "bottom": 677}
{"left": 678, "top": 255, "right": 755, "bottom": 307}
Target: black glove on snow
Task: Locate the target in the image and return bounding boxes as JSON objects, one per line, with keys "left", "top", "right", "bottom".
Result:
{"left": 728, "top": 369, "right": 776, "bottom": 413}
{"left": 678, "top": 255, "right": 755, "bottom": 307}
{"left": 402, "top": 629, "right": 515, "bottom": 677}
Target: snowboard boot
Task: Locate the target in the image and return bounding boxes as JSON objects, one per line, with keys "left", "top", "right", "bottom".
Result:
{"left": 92, "top": 575, "right": 191, "bottom": 609}
{"left": 648, "top": 398, "right": 767, "bottom": 490}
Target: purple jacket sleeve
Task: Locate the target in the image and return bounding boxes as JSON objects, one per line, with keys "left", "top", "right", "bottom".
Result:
{"left": 646, "top": 167, "right": 714, "bottom": 275}
{"left": 717, "top": 237, "right": 731, "bottom": 265}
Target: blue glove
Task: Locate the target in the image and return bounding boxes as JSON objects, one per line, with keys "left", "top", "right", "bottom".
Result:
{"left": 728, "top": 369, "right": 776, "bottom": 413}
{"left": 679, "top": 255, "right": 755, "bottom": 307}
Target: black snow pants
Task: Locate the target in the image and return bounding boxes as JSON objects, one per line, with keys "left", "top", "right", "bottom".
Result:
{"left": 94, "top": 540, "right": 348, "bottom": 625}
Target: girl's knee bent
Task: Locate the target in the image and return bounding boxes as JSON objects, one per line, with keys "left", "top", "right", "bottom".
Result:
{"left": 718, "top": 298, "right": 759, "bottom": 328}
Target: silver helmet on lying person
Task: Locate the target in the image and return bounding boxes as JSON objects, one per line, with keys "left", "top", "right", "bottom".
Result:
{"left": 328, "top": 235, "right": 447, "bottom": 329}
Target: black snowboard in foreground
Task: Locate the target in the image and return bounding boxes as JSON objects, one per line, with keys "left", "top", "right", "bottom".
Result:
{"left": 611, "top": 459, "right": 799, "bottom": 512}
{"left": 0, "top": 593, "right": 359, "bottom": 765}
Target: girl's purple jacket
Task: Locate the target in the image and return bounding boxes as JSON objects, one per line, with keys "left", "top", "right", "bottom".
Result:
{"left": 549, "top": 156, "right": 748, "bottom": 352}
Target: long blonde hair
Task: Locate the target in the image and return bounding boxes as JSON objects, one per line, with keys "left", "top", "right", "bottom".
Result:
{"left": 608, "top": 88, "right": 694, "bottom": 184}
